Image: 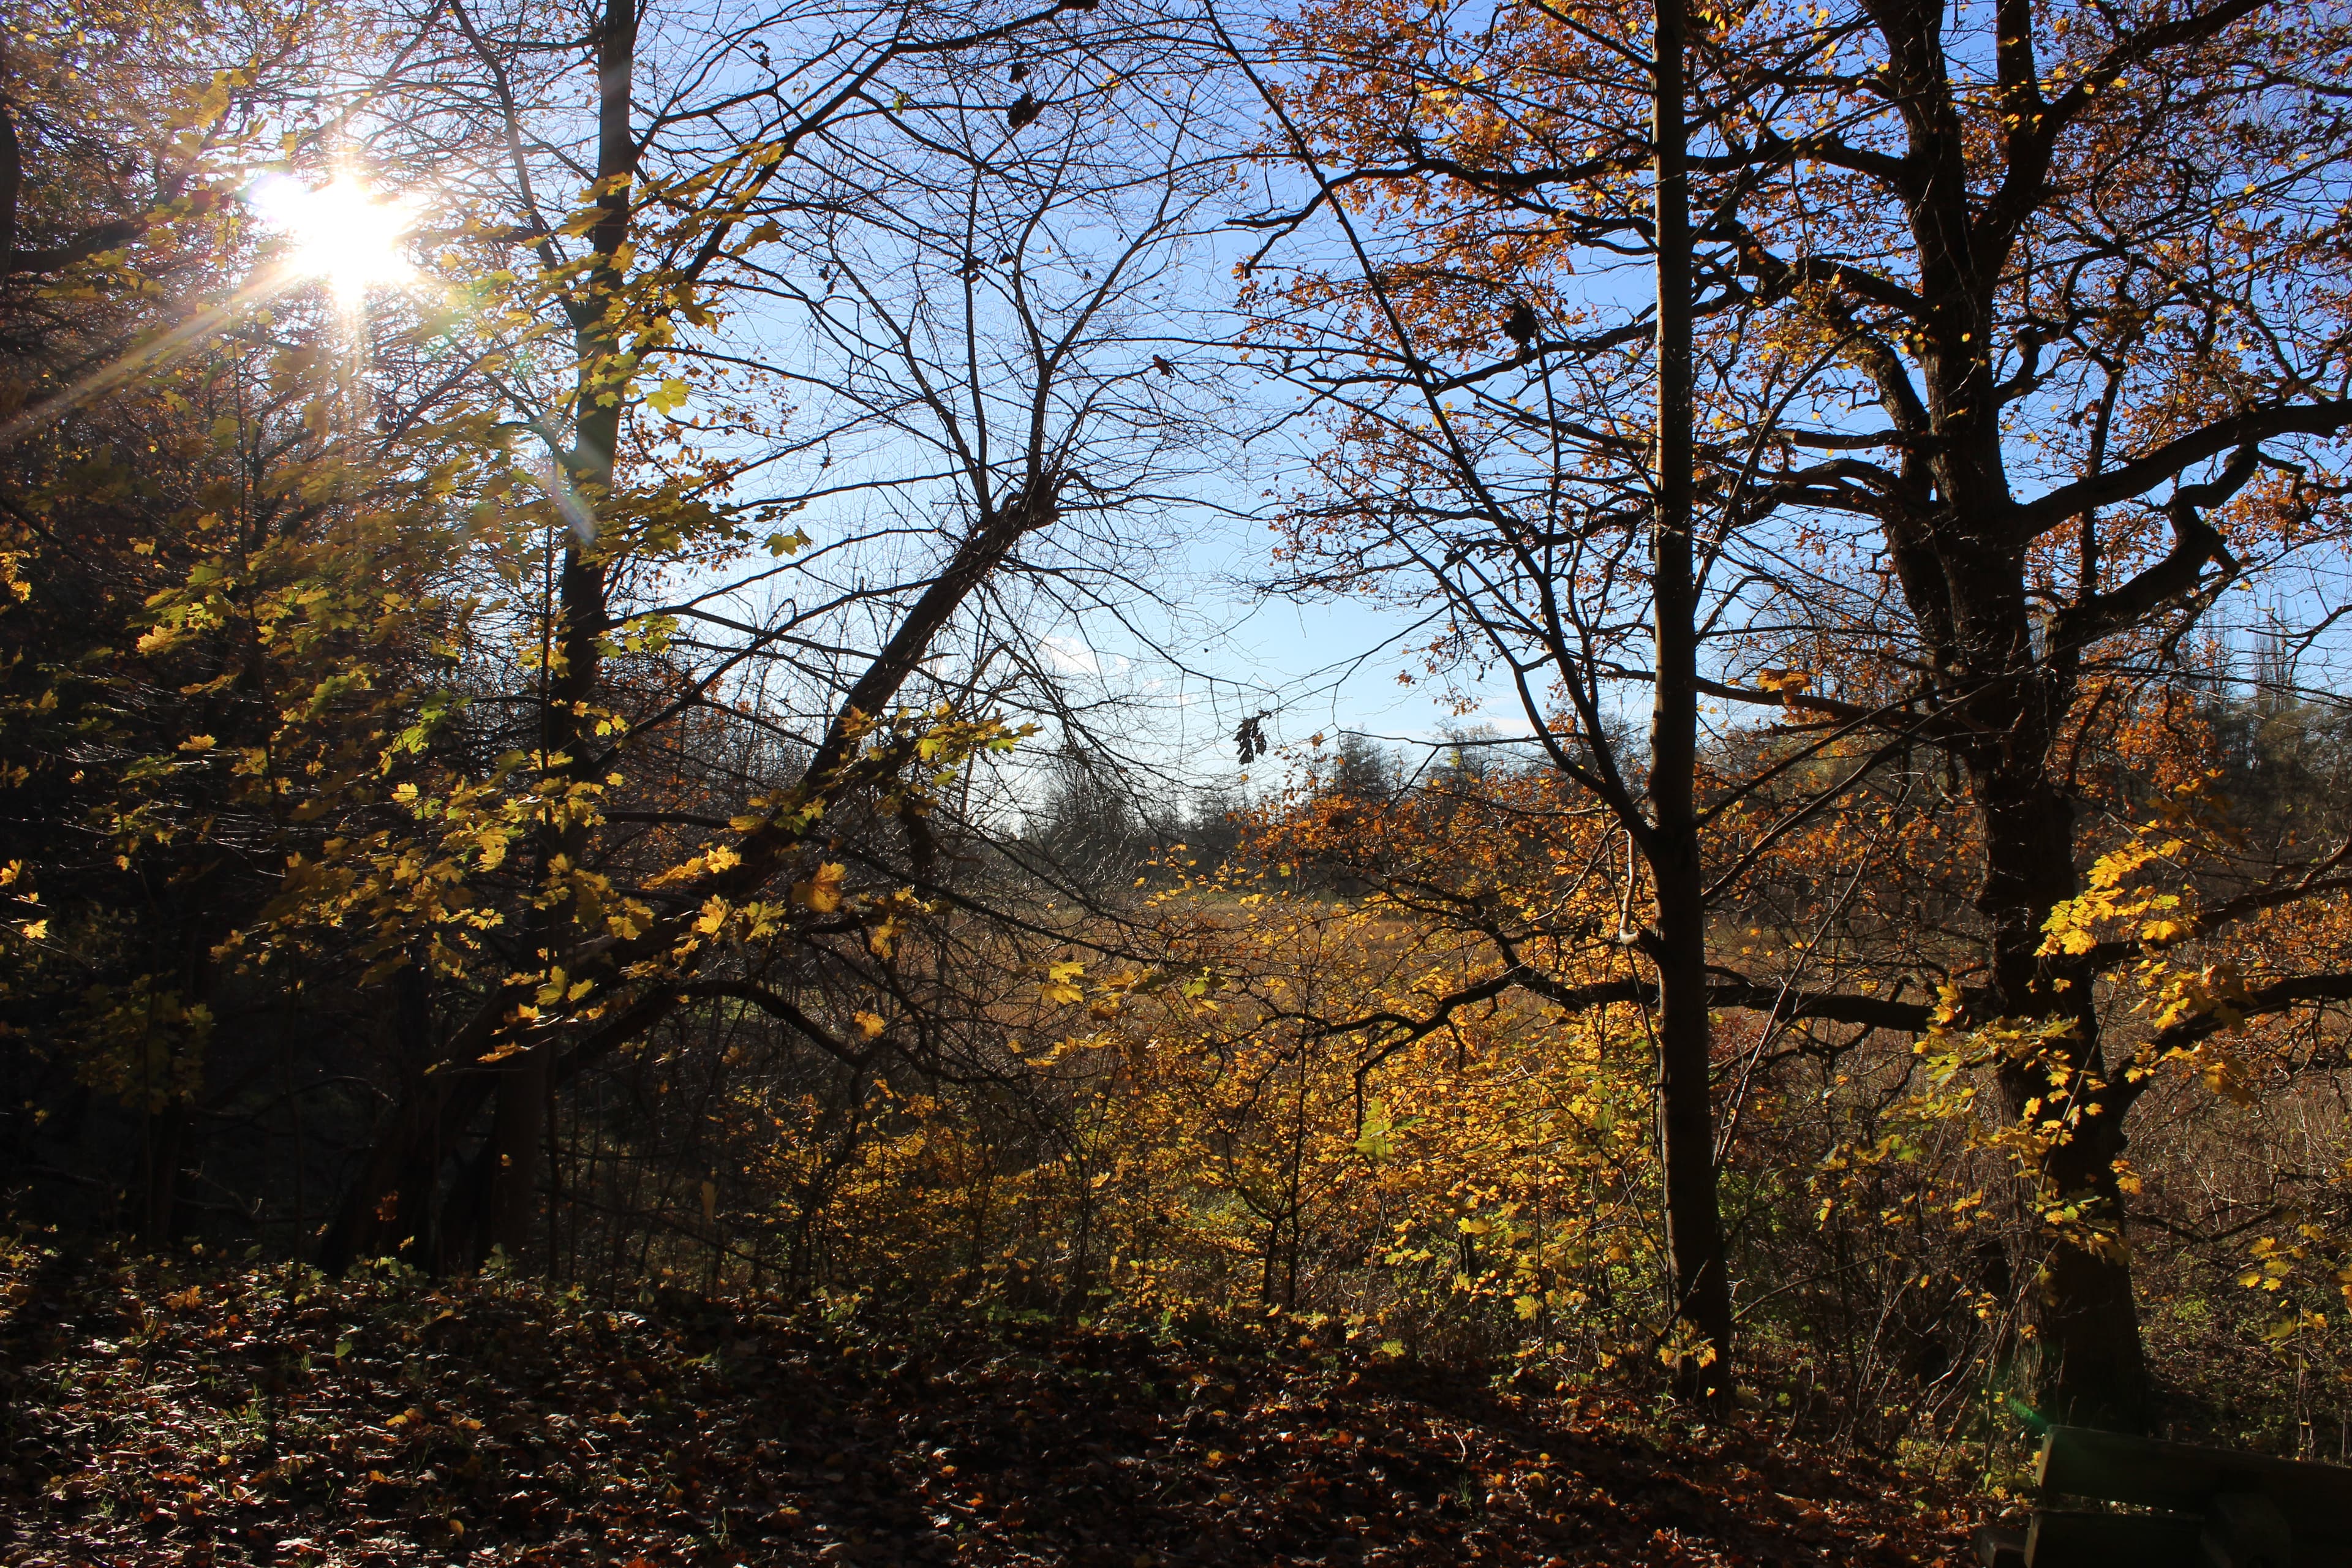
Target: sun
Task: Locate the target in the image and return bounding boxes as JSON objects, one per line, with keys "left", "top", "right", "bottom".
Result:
{"left": 251, "top": 173, "right": 421, "bottom": 304}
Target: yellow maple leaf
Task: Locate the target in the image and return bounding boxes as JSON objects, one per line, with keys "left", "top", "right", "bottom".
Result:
{"left": 1042, "top": 959, "right": 1085, "bottom": 1006}
{"left": 791, "top": 862, "right": 847, "bottom": 913}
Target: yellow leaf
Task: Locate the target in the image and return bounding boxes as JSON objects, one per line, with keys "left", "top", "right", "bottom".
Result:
{"left": 854, "top": 1010, "right": 886, "bottom": 1039}
{"left": 791, "top": 862, "right": 846, "bottom": 913}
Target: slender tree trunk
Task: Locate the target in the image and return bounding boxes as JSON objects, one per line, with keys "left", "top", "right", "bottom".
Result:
{"left": 478, "top": 1052, "right": 549, "bottom": 1265}
{"left": 324, "top": 1062, "right": 483, "bottom": 1273}
{"left": 475, "top": 0, "right": 635, "bottom": 1268}
{"left": 315, "top": 7, "right": 1064, "bottom": 1271}
{"left": 1649, "top": 0, "right": 1731, "bottom": 1400}
{"left": 0, "top": 98, "right": 20, "bottom": 277}
{"left": 388, "top": 960, "right": 443, "bottom": 1267}
{"left": 140, "top": 1099, "right": 187, "bottom": 1246}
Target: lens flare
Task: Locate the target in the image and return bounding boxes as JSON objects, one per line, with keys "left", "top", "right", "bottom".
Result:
{"left": 0, "top": 172, "right": 430, "bottom": 450}
{"left": 251, "top": 173, "right": 421, "bottom": 303}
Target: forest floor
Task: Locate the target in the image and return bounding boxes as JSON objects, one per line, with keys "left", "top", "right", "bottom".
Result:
{"left": 0, "top": 1242, "right": 1997, "bottom": 1567}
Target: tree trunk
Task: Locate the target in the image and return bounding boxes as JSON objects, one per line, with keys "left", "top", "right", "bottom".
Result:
{"left": 323, "top": 1066, "right": 486, "bottom": 1273}
{"left": 0, "top": 98, "right": 20, "bottom": 277}
{"left": 307, "top": 6, "right": 1068, "bottom": 1270}
{"left": 387, "top": 960, "right": 445, "bottom": 1267}
{"left": 1649, "top": 0, "right": 1731, "bottom": 1400}
{"left": 140, "top": 1099, "right": 187, "bottom": 1247}
{"left": 477, "top": 1048, "right": 549, "bottom": 1267}
{"left": 475, "top": 0, "right": 634, "bottom": 1269}
{"left": 1978, "top": 763, "right": 2149, "bottom": 1429}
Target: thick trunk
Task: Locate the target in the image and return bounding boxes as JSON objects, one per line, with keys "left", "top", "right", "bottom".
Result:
{"left": 1891, "top": 0, "right": 2147, "bottom": 1415}
{"left": 1649, "top": 0, "right": 1731, "bottom": 1399}
{"left": 1977, "top": 765, "right": 2149, "bottom": 1428}
{"left": 2026, "top": 1098, "right": 2145, "bottom": 1429}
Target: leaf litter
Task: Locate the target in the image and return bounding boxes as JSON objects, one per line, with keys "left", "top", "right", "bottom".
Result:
{"left": 0, "top": 1246, "right": 1987, "bottom": 1566}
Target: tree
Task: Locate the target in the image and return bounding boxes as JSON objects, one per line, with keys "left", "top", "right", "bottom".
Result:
{"left": 0, "top": 0, "right": 1229, "bottom": 1276}
{"left": 1029, "top": 742, "right": 1150, "bottom": 892}
{"left": 1224, "top": 0, "right": 1856, "bottom": 1397}
{"left": 1241, "top": 0, "right": 2352, "bottom": 1427}
{"left": 0, "top": 0, "right": 481, "bottom": 1242}
{"left": 1683, "top": 0, "right": 2352, "bottom": 1430}
{"left": 301, "top": 0, "right": 1227, "bottom": 1273}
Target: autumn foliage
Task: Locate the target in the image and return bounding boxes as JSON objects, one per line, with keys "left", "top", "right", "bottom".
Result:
{"left": 9, "top": 4, "right": 2352, "bottom": 1553}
